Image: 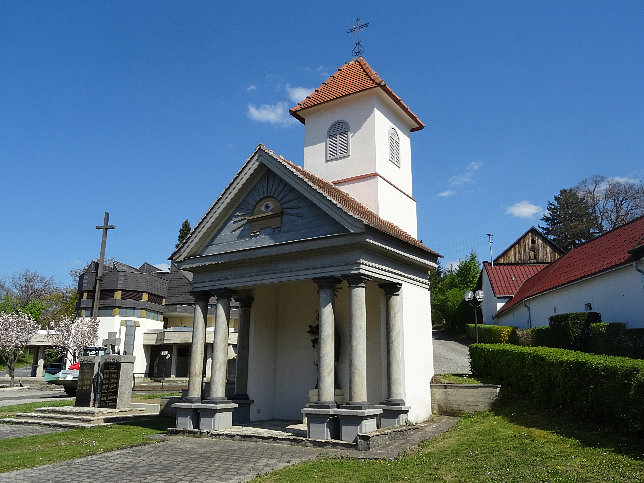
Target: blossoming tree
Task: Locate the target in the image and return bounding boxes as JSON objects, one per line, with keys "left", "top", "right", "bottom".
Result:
{"left": 48, "top": 316, "right": 99, "bottom": 366}
{"left": 0, "top": 312, "right": 39, "bottom": 386}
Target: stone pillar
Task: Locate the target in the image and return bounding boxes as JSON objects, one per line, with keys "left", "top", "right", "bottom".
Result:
{"left": 207, "top": 289, "right": 233, "bottom": 402}
{"left": 186, "top": 291, "right": 209, "bottom": 402}
{"left": 380, "top": 283, "right": 405, "bottom": 406}
{"left": 170, "top": 344, "right": 179, "bottom": 378}
{"left": 313, "top": 277, "right": 340, "bottom": 408}
{"left": 345, "top": 275, "right": 369, "bottom": 408}
{"left": 233, "top": 296, "right": 253, "bottom": 400}
{"left": 31, "top": 346, "right": 46, "bottom": 378}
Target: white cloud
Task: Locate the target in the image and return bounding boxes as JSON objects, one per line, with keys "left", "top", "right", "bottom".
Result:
{"left": 247, "top": 101, "right": 296, "bottom": 126}
{"left": 246, "top": 85, "right": 257, "bottom": 92}
{"left": 506, "top": 201, "right": 543, "bottom": 219}
{"left": 449, "top": 161, "right": 483, "bottom": 186}
{"left": 153, "top": 263, "right": 170, "bottom": 272}
{"left": 437, "top": 189, "right": 455, "bottom": 197}
{"left": 285, "top": 84, "right": 314, "bottom": 104}
{"left": 468, "top": 161, "right": 483, "bottom": 170}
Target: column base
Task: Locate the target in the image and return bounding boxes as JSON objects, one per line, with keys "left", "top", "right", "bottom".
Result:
{"left": 374, "top": 404, "right": 410, "bottom": 428}
{"left": 301, "top": 408, "right": 340, "bottom": 440}
{"left": 198, "top": 402, "right": 238, "bottom": 431}
{"left": 232, "top": 399, "right": 254, "bottom": 424}
{"left": 172, "top": 402, "right": 200, "bottom": 430}
{"left": 335, "top": 408, "right": 382, "bottom": 443}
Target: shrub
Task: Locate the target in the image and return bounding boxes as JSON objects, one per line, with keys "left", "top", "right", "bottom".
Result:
{"left": 531, "top": 326, "right": 553, "bottom": 347}
{"left": 589, "top": 323, "right": 629, "bottom": 356}
{"left": 627, "top": 328, "right": 644, "bottom": 359}
{"left": 470, "top": 343, "right": 644, "bottom": 435}
{"left": 466, "top": 324, "right": 517, "bottom": 343}
{"left": 509, "top": 328, "right": 534, "bottom": 346}
{"left": 548, "top": 312, "right": 601, "bottom": 350}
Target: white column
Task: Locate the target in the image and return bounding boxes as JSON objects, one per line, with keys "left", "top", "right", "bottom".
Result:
{"left": 346, "top": 275, "right": 369, "bottom": 407}
{"left": 380, "top": 283, "right": 405, "bottom": 405}
{"left": 186, "top": 291, "right": 209, "bottom": 401}
{"left": 313, "top": 277, "right": 340, "bottom": 407}
{"left": 207, "top": 289, "right": 233, "bottom": 402}
{"left": 170, "top": 344, "right": 179, "bottom": 378}
{"left": 234, "top": 296, "right": 253, "bottom": 399}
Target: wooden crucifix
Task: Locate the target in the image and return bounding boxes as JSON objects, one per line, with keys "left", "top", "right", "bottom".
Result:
{"left": 92, "top": 212, "right": 115, "bottom": 319}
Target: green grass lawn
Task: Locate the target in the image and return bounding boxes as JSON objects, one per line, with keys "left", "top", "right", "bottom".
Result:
{"left": 0, "top": 400, "right": 74, "bottom": 419}
{"left": 255, "top": 401, "right": 644, "bottom": 482}
{"left": 0, "top": 417, "right": 173, "bottom": 473}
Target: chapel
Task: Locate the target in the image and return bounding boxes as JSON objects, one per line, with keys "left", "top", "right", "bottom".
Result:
{"left": 171, "top": 57, "right": 440, "bottom": 442}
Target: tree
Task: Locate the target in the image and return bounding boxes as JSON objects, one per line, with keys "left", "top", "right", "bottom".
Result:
{"left": 0, "top": 269, "right": 58, "bottom": 307}
{"left": 48, "top": 316, "right": 99, "bottom": 364}
{"left": 0, "top": 312, "right": 39, "bottom": 386}
{"left": 539, "top": 188, "right": 597, "bottom": 251}
{"left": 576, "top": 175, "right": 644, "bottom": 233}
{"left": 430, "top": 251, "right": 481, "bottom": 331}
{"left": 176, "top": 219, "right": 192, "bottom": 248}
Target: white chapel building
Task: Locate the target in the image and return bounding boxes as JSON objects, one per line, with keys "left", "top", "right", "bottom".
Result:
{"left": 171, "top": 57, "right": 440, "bottom": 441}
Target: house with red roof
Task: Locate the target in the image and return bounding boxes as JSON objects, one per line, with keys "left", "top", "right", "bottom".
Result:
{"left": 170, "top": 57, "right": 440, "bottom": 441}
{"left": 494, "top": 215, "right": 644, "bottom": 328}
{"left": 478, "top": 227, "right": 564, "bottom": 323}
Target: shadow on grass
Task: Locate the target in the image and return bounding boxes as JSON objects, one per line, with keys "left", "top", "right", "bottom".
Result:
{"left": 114, "top": 416, "right": 175, "bottom": 432}
{"left": 491, "top": 394, "right": 644, "bottom": 461}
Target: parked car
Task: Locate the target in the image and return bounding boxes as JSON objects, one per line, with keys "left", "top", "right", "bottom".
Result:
{"left": 46, "top": 346, "right": 107, "bottom": 396}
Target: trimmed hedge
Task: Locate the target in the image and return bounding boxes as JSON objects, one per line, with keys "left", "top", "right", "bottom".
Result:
{"left": 470, "top": 343, "right": 644, "bottom": 435}
{"left": 465, "top": 324, "right": 516, "bottom": 343}
{"left": 548, "top": 312, "right": 601, "bottom": 350}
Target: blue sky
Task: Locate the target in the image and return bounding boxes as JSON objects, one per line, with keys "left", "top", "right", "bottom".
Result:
{"left": 1, "top": 1, "right": 643, "bottom": 286}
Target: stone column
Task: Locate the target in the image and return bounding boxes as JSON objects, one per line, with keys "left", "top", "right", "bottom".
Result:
{"left": 186, "top": 290, "right": 209, "bottom": 402}
{"left": 345, "top": 275, "right": 369, "bottom": 407}
{"left": 233, "top": 296, "right": 253, "bottom": 400}
{"left": 170, "top": 344, "right": 179, "bottom": 378}
{"left": 207, "top": 289, "right": 233, "bottom": 402}
{"left": 32, "top": 347, "right": 46, "bottom": 378}
{"left": 380, "top": 283, "right": 405, "bottom": 405}
{"left": 313, "top": 277, "right": 340, "bottom": 408}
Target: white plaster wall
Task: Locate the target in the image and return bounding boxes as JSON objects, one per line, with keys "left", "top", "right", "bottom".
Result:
{"left": 247, "top": 284, "right": 278, "bottom": 420}
{"left": 376, "top": 178, "right": 418, "bottom": 238}
{"left": 335, "top": 177, "right": 379, "bottom": 214}
{"left": 302, "top": 92, "right": 377, "bottom": 183}
{"left": 495, "top": 264, "right": 644, "bottom": 329}
{"left": 480, "top": 273, "right": 510, "bottom": 324}
{"left": 401, "top": 282, "right": 433, "bottom": 422}
{"left": 95, "top": 316, "right": 163, "bottom": 375}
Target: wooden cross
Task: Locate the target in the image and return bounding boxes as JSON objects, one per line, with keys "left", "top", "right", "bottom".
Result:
{"left": 347, "top": 18, "right": 369, "bottom": 57}
{"left": 92, "top": 212, "right": 115, "bottom": 319}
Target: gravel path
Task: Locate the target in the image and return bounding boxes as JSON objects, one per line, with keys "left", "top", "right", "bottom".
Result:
{"left": 432, "top": 331, "right": 471, "bottom": 374}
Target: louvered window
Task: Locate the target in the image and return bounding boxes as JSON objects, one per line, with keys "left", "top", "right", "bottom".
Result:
{"left": 389, "top": 127, "right": 400, "bottom": 167}
{"left": 327, "top": 121, "right": 350, "bottom": 160}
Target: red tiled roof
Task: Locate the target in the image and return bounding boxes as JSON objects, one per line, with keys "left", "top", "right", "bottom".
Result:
{"left": 259, "top": 145, "right": 438, "bottom": 256}
{"left": 497, "top": 215, "right": 644, "bottom": 315}
{"left": 483, "top": 262, "right": 549, "bottom": 297}
{"left": 289, "top": 57, "right": 424, "bottom": 132}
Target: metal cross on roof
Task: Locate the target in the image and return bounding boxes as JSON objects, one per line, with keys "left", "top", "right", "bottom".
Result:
{"left": 347, "top": 18, "right": 369, "bottom": 57}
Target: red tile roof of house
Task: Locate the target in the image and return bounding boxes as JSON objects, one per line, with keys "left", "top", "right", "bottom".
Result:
{"left": 259, "top": 145, "right": 438, "bottom": 256}
{"left": 496, "top": 215, "right": 644, "bottom": 315}
{"left": 483, "top": 262, "right": 549, "bottom": 297}
{"left": 289, "top": 57, "right": 425, "bottom": 132}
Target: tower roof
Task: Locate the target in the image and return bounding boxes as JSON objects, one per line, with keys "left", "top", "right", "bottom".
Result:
{"left": 289, "top": 57, "right": 425, "bottom": 131}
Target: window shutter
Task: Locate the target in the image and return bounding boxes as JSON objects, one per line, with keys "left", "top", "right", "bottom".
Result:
{"left": 389, "top": 127, "right": 400, "bottom": 166}
{"left": 327, "top": 121, "right": 349, "bottom": 160}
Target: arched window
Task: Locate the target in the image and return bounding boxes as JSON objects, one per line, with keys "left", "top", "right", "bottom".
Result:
{"left": 327, "top": 121, "right": 350, "bottom": 161}
{"left": 389, "top": 127, "right": 400, "bottom": 167}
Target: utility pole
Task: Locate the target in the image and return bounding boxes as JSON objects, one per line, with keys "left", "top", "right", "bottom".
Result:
{"left": 92, "top": 212, "right": 115, "bottom": 319}
{"left": 487, "top": 233, "right": 494, "bottom": 266}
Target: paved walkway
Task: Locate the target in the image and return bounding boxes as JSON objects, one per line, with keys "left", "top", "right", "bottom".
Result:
{"left": 432, "top": 331, "right": 471, "bottom": 374}
{"left": 0, "top": 416, "right": 458, "bottom": 482}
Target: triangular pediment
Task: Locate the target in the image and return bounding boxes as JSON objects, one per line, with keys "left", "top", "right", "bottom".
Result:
{"left": 172, "top": 147, "right": 361, "bottom": 262}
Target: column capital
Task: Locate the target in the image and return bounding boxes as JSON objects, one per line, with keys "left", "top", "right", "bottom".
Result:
{"left": 379, "top": 282, "right": 402, "bottom": 296}
{"left": 313, "top": 277, "right": 341, "bottom": 290}
{"left": 213, "top": 288, "right": 234, "bottom": 300}
{"left": 235, "top": 296, "right": 254, "bottom": 309}
{"left": 190, "top": 290, "right": 212, "bottom": 303}
{"left": 344, "top": 274, "right": 370, "bottom": 287}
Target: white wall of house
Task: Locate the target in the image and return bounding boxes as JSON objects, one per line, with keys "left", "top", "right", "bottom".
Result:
{"left": 96, "top": 316, "right": 164, "bottom": 376}
{"left": 480, "top": 272, "right": 510, "bottom": 324}
{"left": 495, "top": 264, "right": 644, "bottom": 329}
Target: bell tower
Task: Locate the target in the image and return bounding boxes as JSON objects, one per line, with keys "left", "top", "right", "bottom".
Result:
{"left": 290, "top": 57, "right": 424, "bottom": 238}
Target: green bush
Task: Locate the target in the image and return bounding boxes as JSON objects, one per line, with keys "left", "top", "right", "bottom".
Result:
{"left": 466, "top": 324, "right": 516, "bottom": 343}
{"left": 509, "top": 328, "right": 534, "bottom": 346}
{"left": 627, "top": 328, "right": 644, "bottom": 359}
{"left": 589, "top": 323, "right": 629, "bottom": 356}
{"left": 548, "top": 312, "right": 601, "bottom": 350}
{"left": 531, "top": 326, "right": 553, "bottom": 347}
{"left": 470, "top": 343, "right": 644, "bottom": 435}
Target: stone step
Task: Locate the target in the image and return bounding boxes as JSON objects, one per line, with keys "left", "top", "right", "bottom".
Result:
{"left": 1, "top": 404, "right": 160, "bottom": 428}
{"left": 15, "top": 412, "right": 97, "bottom": 422}
{"left": 1, "top": 417, "right": 100, "bottom": 429}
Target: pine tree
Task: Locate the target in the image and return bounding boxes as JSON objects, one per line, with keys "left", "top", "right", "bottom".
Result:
{"left": 539, "top": 188, "right": 597, "bottom": 251}
{"left": 176, "top": 219, "right": 192, "bottom": 248}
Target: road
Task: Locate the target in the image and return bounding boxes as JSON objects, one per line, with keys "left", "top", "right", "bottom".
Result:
{"left": 432, "top": 331, "right": 471, "bottom": 374}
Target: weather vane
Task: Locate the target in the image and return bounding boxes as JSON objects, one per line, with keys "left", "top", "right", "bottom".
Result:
{"left": 347, "top": 17, "right": 369, "bottom": 57}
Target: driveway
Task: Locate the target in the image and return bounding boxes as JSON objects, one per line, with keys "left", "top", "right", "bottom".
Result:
{"left": 432, "top": 331, "right": 471, "bottom": 374}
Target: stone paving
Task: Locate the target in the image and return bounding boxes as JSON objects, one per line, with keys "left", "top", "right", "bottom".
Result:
{"left": 0, "top": 416, "right": 459, "bottom": 482}
{"left": 432, "top": 331, "right": 471, "bottom": 374}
